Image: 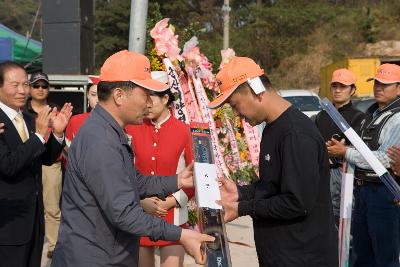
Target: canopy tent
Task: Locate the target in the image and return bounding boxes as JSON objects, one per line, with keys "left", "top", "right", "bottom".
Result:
{"left": 0, "top": 23, "right": 42, "bottom": 72}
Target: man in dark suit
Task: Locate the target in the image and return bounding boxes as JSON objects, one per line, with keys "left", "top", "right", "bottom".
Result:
{"left": 0, "top": 61, "right": 72, "bottom": 267}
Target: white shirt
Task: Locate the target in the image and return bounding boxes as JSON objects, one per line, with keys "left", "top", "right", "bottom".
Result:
{"left": 0, "top": 101, "right": 64, "bottom": 144}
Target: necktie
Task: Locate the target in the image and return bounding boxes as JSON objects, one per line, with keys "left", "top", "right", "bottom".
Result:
{"left": 15, "top": 113, "right": 28, "bottom": 142}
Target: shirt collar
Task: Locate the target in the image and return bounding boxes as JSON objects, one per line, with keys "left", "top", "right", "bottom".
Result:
{"left": 0, "top": 101, "right": 21, "bottom": 121}
{"left": 92, "top": 104, "right": 129, "bottom": 145}
{"left": 150, "top": 111, "right": 171, "bottom": 129}
{"left": 336, "top": 101, "right": 353, "bottom": 112}
{"left": 373, "top": 97, "right": 400, "bottom": 117}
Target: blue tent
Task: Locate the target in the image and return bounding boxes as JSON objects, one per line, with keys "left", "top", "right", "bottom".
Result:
{"left": 0, "top": 23, "right": 42, "bottom": 72}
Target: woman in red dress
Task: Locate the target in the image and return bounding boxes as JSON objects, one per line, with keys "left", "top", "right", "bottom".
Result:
{"left": 126, "top": 75, "right": 194, "bottom": 267}
{"left": 65, "top": 76, "right": 99, "bottom": 143}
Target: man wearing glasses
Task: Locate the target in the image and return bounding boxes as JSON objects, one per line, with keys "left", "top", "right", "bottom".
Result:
{"left": 25, "top": 72, "right": 63, "bottom": 259}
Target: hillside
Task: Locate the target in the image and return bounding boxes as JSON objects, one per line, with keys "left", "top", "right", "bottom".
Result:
{"left": 1, "top": 0, "right": 399, "bottom": 89}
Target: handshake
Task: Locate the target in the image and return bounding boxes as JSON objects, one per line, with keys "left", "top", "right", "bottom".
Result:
{"left": 140, "top": 162, "right": 216, "bottom": 265}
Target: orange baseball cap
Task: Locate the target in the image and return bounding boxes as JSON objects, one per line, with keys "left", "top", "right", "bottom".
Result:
{"left": 331, "top": 68, "right": 356, "bottom": 86}
{"left": 367, "top": 63, "right": 400, "bottom": 84}
{"left": 100, "top": 50, "right": 169, "bottom": 92}
{"left": 208, "top": 57, "right": 264, "bottom": 109}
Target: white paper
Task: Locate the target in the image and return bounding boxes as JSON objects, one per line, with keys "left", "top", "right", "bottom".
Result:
{"left": 194, "top": 162, "right": 222, "bottom": 209}
{"left": 247, "top": 77, "right": 266, "bottom": 95}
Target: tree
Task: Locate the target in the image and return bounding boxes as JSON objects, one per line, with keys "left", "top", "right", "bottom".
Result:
{"left": 0, "top": 0, "right": 41, "bottom": 41}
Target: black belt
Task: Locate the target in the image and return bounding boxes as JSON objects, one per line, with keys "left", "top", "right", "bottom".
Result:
{"left": 354, "top": 168, "right": 380, "bottom": 182}
{"left": 355, "top": 168, "right": 400, "bottom": 186}
{"left": 354, "top": 179, "right": 383, "bottom": 186}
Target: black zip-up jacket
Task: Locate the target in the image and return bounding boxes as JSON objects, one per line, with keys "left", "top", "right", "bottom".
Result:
{"left": 315, "top": 101, "right": 365, "bottom": 149}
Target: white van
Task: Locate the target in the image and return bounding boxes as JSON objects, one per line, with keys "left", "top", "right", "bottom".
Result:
{"left": 278, "top": 89, "right": 322, "bottom": 118}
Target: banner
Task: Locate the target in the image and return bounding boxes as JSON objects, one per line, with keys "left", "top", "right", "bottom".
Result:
{"left": 225, "top": 118, "right": 241, "bottom": 169}
{"left": 241, "top": 119, "right": 260, "bottom": 166}
{"left": 163, "top": 58, "right": 189, "bottom": 124}
{"left": 178, "top": 71, "right": 203, "bottom": 123}
{"left": 338, "top": 162, "right": 355, "bottom": 267}
{"left": 191, "top": 74, "right": 230, "bottom": 178}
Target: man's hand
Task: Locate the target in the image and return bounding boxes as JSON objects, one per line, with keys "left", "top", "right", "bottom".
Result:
{"left": 218, "top": 177, "right": 239, "bottom": 203}
{"left": 35, "top": 105, "right": 52, "bottom": 138}
{"left": 140, "top": 197, "right": 168, "bottom": 217}
{"left": 216, "top": 199, "right": 239, "bottom": 223}
{"left": 51, "top": 103, "right": 73, "bottom": 138}
{"left": 0, "top": 123, "right": 4, "bottom": 134}
{"left": 178, "top": 161, "right": 194, "bottom": 189}
{"left": 326, "top": 138, "right": 347, "bottom": 158}
{"left": 179, "top": 229, "right": 215, "bottom": 265}
{"left": 158, "top": 196, "right": 178, "bottom": 211}
{"left": 388, "top": 146, "right": 400, "bottom": 176}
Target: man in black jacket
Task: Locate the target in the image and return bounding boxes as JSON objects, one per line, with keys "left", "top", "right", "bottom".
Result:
{"left": 208, "top": 57, "right": 338, "bottom": 267}
{"left": 315, "top": 68, "right": 365, "bottom": 224}
{"left": 0, "top": 61, "right": 72, "bottom": 267}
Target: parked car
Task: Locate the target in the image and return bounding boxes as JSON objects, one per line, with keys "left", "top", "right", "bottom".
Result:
{"left": 278, "top": 89, "right": 322, "bottom": 117}
{"left": 352, "top": 97, "right": 376, "bottom": 113}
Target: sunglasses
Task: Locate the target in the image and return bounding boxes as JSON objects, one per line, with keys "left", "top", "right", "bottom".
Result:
{"left": 32, "top": 84, "right": 49, "bottom": 89}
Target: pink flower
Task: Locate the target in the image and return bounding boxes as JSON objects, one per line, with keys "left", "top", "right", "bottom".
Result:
{"left": 182, "top": 36, "right": 203, "bottom": 71}
{"left": 150, "top": 18, "right": 170, "bottom": 40}
{"left": 219, "top": 48, "right": 236, "bottom": 69}
{"left": 200, "top": 54, "right": 213, "bottom": 70}
{"left": 150, "top": 18, "right": 182, "bottom": 62}
{"left": 182, "top": 37, "right": 199, "bottom": 58}
{"left": 196, "top": 65, "right": 213, "bottom": 79}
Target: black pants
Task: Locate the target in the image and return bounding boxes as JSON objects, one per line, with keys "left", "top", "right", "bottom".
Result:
{"left": 0, "top": 202, "right": 44, "bottom": 267}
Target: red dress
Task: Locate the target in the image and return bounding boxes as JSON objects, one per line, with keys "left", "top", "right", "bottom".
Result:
{"left": 63, "top": 113, "right": 90, "bottom": 166}
{"left": 125, "top": 115, "right": 194, "bottom": 247}
{"left": 65, "top": 112, "right": 91, "bottom": 142}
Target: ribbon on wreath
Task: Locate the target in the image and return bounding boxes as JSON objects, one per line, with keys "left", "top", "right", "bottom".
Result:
{"left": 225, "top": 118, "right": 241, "bottom": 169}
{"left": 163, "top": 58, "right": 189, "bottom": 124}
{"left": 241, "top": 119, "right": 260, "bottom": 166}
{"left": 191, "top": 74, "right": 230, "bottom": 178}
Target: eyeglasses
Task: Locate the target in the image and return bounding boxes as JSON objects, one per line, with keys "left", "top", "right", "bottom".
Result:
{"left": 32, "top": 84, "right": 49, "bottom": 89}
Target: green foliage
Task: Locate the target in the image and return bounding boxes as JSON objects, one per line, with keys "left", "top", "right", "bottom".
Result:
{"left": 231, "top": 163, "right": 258, "bottom": 185}
{"left": 231, "top": 2, "right": 336, "bottom": 70}
{"left": 0, "top": 0, "right": 41, "bottom": 40}
{"left": 1, "top": 0, "right": 400, "bottom": 87}
{"left": 360, "top": 7, "right": 378, "bottom": 43}
{"left": 95, "top": 0, "right": 131, "bottom": 70}
{"left": 187, "top": 203, "right": 198, "bottom": 227}
{"left": 145, "top": 2, "right": 163, "bottom": 57}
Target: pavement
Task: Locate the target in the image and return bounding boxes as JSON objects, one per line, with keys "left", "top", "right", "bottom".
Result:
{"left": 41, "top": 216, "right": 259, "bottom": 267}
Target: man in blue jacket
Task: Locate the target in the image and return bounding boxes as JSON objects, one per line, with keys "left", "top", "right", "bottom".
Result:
{"left": 52, "top": 50, "right": 213, "bottom": 267}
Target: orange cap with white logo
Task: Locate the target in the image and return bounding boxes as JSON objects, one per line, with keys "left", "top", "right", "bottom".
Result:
{"left": 331, "top": 69, "right": 356, "bottom": 86}
{"left": 100, "top": 50, "right": 169, "bottom": 92}
{"left": 367, "top": 63, "right": 400, "bottom": 84}
{"left": 208, "top": 57, "right": 264, "bottom": 109}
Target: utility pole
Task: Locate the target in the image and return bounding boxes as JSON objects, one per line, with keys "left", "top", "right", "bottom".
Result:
{"left": 128, "top": 0, "right": 148, "bottom": 54}
{"left": 222, "top": 0, "right": 231, "bottom": 50}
